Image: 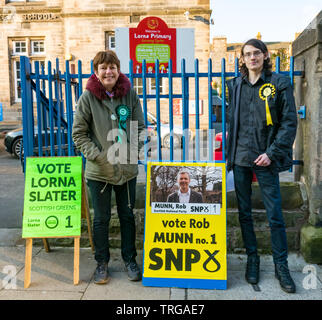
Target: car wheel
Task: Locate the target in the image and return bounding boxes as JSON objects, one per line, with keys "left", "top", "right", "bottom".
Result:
{"left": 163, "top": 134, "right": 181, "bottom": 149}
{"left": 12, "top": 138, "right": 23, "bottom": 159}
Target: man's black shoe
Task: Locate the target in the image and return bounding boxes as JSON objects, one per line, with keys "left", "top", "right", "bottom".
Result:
{"left": 275, "top": 263, "right": 296, "bottom": 293}
{"left": 245, "top": 255, "right": 260, "bottom": 284}
{"left": 126, "top": 261, "right": 142, "bottom": 281}
{"left": 94, "top": 262, "right": 110, "bottom": 284}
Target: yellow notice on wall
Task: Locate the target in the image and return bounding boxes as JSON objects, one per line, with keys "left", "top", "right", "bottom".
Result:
{"left": 143, "top": 162, "right": 227, "bottom": 289}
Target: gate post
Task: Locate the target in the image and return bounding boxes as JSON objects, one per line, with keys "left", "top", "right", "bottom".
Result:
{"left": 21, "top": 56, "right": 34, "bottom": 168}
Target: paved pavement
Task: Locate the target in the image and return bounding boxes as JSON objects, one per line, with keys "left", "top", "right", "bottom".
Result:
{"left": 0, "top": 245, "right": 321, "bottom": 301}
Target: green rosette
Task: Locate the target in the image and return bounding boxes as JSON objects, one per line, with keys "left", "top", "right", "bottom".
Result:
{"left": 115, "top": 105, "right": 131, "bottom": 143}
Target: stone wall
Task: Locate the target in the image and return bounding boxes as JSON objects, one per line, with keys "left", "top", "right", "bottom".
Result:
{"left": 292, "top": 10, "right": 322, "bottom": 263}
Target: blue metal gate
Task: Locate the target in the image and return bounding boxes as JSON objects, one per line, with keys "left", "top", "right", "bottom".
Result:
{"left": 20, "top": 55, "right": 302, "bottom": 169}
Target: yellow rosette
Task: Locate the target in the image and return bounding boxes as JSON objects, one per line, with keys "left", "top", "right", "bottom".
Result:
{"left": 259, "top": 83, "right": 276, "bottom": 126}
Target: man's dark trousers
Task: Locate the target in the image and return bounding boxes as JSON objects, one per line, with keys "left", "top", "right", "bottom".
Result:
{"left": 233, "top": 165, "right": 288, "bottom": 264}
{"left": 87, "top": 178, "right": 137, "bottom": 265}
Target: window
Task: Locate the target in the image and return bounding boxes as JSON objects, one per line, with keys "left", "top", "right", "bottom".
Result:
{"left": 134, "top": 78, "right": 143, "bottom": 95}
{"left": 13, "top": 60, "right": 22, "bottom": 101}
{"left": 105, "top": 32, "right": 115, "bottom": 50}
{"left": 13, "top": 41, "right": 27, "bottom": 55}
{"left": 31, "top": 40, "right": 45, "bottom": 55}
{"left": 133, "top": 78, "right": 165, "bottom": 96}
{"left": 9, "top": 37, "right": 45, "bottom": 102}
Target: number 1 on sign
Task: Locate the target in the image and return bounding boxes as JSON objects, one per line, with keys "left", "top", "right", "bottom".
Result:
{"left": 66, "top": 216, "right": 73, "bottom": 228}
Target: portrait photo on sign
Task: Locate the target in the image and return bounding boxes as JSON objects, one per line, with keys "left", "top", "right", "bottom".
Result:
{"left": 150, "top": 164, "right": 222, "bottom": 214}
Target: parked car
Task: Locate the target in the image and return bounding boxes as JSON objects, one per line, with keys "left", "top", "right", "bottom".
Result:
{"left": 4, "top": 127, "right": 74, "bottom": 159}
{"left": 4, "top": 128, "right": 23, "bottom": 158}
{"left": 147, "top": 112, "right": 192, "bottom": 148}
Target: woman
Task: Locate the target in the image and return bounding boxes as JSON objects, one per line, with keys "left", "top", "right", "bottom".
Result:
{"left": 72, "top": 50, "right": 145, "bottom": 284}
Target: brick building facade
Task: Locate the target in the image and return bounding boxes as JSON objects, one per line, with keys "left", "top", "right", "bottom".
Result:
{"left": 0, "top": 0, "right": 211, "bottom": 130}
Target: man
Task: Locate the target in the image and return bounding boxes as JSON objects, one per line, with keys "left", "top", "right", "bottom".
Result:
{"left": 167, "top": 170, "right": 203, "bottom": 203}
{"left": 72, "top": 51, "right": 145, "bottom": 284}
{"left": 226, "top": 39, "right": 297, "bottom": 293}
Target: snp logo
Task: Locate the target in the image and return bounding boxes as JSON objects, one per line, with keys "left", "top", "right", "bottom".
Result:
{"left": 2, "top": 265, "right": 17, "bottom": 289}
{"left": 302, "top": 265, "right": 318, "bottom": 290}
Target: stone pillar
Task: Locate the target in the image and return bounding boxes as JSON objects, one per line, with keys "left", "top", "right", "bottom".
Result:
{"left": 292, "top": 11, "right": 322, "bottom": 263}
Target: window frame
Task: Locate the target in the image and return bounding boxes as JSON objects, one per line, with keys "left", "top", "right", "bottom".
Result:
{"left": 31, "top": 40, "right": 45, "bottom": 55}
{"left": 13, "top": 59, "right": 22, "bottom": 102}
{"left": 105, "top": 31, "right": 115, "bottom": 51}
{"left": 10, "top": 37, "right": 45, "bottom": 103}
{"left": 12, "top": 41, "right": 27, "bottom": 55}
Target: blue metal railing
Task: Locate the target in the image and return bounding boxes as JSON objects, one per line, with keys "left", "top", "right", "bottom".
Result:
{"left": 20, "top": 55, "right": 302, "bottom": 171}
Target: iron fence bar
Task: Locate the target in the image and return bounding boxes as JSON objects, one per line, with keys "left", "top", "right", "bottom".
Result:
{"left": 34, "top": 61, "right": 43, "bottom": 157}
{"left": 207, "top": 58, "right": 213, "bottom": 161}
{"left": 141, "top": 60, "right": 149, "bottom": 166}
{"left": 168, "top": 58, "right": 174, "bottom": 161}
{"left": 290, "top": 56, "right": 294, "bottom": 86}
{"left": 78, "top": 60, "right": 83, "bottom": 98}
{"left": 221, "top": 58, "right": 227, "bottom": 163}
{"left": 47, "top": 61, "right": 55, "bottom": 156}
{"left": 65, "top": 60, "right": 74, "bottom": 156}
{"left": 129, "top": 60, "right": 134, "bottom": 87}
{"left": 54, "top": 58, "right": 63, "bottom": 156}
{"left": 40, "top": 62, "right": 49, "bottom": 156}
{"left": 181, "top": 59, "right": 189, "bottom": 162}
{"left": 194, "top": 58, "right": 200, "bottom": 162}
{"left": 21, "top": 56, "right": 34, "bottom": 169}
{"left": 155, "top": 59, "right": 162, "bottom": 161}
{"left": 275, "top": 56, "right": 280, "bottom": 74}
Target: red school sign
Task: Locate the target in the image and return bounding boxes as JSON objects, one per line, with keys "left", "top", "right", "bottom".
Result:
{"left": 129, "top": 17, "right": 177, "bottom": 74}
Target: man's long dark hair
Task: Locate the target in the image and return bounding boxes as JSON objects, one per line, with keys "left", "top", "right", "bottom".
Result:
{"left": 240, "top": 38, "right": 272, "bottom": 76}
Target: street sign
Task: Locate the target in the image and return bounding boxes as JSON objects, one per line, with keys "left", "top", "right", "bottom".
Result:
{"left": 142, "top": 161, "right": 227, "bottom": 290}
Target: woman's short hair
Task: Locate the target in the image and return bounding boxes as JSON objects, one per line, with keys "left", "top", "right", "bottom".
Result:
{"left": 240, "top": 38, "right": 272, "bottom": 76}
{"left": 93, "top": 50, "right": 120, "bottom": 72}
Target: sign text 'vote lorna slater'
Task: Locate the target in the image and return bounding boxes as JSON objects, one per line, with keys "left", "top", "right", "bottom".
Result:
{"left": 22, "top": 157, "right": 82, "bottom": 238}
{"left": 28, "top": 163, "right": 76, "bottom": 202}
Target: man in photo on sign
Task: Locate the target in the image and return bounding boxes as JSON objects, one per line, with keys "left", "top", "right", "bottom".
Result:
{"left": 226, "top": 39, "right": 297, "bottom": 293}
{"left": 167, "top": 170, "right": 203, "bottom": 203}
{"left": 72, "top": 50, "right": 145, "bottom": 284}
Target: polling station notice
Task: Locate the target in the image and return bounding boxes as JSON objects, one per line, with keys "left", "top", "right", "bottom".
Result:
{"left": 22, "top": 157, "right": 82, "bottom": 238}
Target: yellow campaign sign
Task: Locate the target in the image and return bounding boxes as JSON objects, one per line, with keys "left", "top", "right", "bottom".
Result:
{"left": 142, "top": 161, "right": 227, "bottom": 289}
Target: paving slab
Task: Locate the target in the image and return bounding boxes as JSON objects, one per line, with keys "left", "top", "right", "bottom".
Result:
{"left": 0, "top": 289, "right": 83, "bottom": 300}
{"left": 0, "top": 229, "right": 23, "bottom": 246}
{"left": 83, "top": 270, "right": 170, "bottom": 300}
{"left": 14, "top": 247, "right": 96, "bottom": 291}
{"left": 0, "top": 246, "right": 41, "bottom": 290}
{"left": 187, "top": 271, "right": 322, "bottom": 300}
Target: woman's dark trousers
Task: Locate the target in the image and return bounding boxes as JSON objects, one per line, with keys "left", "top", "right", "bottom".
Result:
{"left": 87, "top": 178, "right": 137, "bottom": 265}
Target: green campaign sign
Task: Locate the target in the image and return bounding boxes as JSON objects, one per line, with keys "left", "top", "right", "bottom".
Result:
{"left": 22, "top": 157, "right": 83, "bottom": 238}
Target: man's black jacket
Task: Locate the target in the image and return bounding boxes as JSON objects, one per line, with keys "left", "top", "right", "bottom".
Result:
{"left": 226, "top": 72, "right": 297, "bottom": 172}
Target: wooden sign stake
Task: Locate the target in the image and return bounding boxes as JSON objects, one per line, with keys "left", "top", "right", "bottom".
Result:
{"left": 24, "top": 238, "right": 33, "bottom": 289}
{"left": 73, "top": 237, "right": 80, "bottom": 285}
